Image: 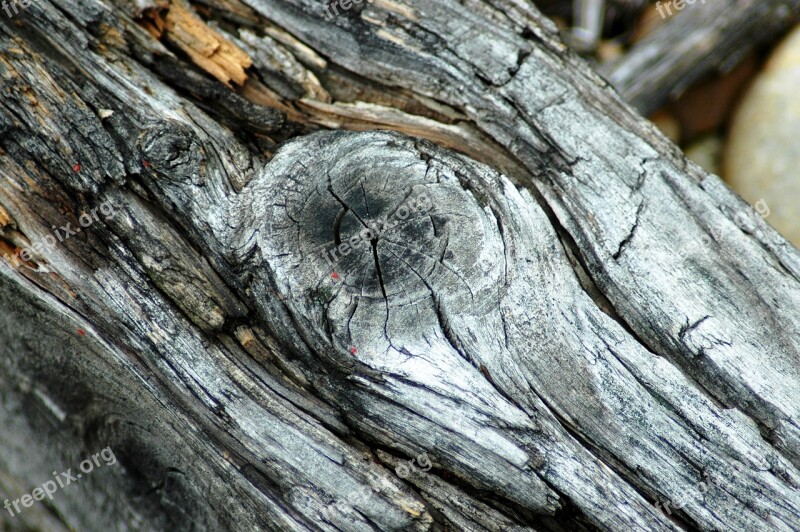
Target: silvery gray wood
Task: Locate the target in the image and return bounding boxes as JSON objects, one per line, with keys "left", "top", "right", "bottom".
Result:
{"left": 231, "top": 130, "right": 800, "bottom": 531}
{"left": 0, "top": 0, "right": 798, "bottom": 530}
{"left": 238, "top": 0, "right": 800, "bottom": 472}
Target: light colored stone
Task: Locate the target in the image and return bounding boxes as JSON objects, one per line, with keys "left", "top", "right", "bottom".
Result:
{"left": 650, "top": 110, "right": 681, "bottom": 143}
{"left": 725, "top": 25, "right": 800, "bottom": 246}
{"left": 686, "top": 135, "right": 722, "bottom": 176}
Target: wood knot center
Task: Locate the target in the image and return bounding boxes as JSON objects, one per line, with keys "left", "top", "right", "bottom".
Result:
{"left": 238, "top": 131, "right": 512, "bottom": 363}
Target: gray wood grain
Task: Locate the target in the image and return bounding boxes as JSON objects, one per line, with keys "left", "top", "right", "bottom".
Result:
{"left": 0, "top": 0, "right": 798, "bottom": 530}
{"left": 234, "top": 0, "right": 800, "bottom": 475}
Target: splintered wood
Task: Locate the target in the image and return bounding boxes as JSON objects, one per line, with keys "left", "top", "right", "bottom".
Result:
{"left": 157, "top": 0, "right": 252, "bottom": 87}
{"left": 0, "top": 203, "right": 12, "bottom": 229}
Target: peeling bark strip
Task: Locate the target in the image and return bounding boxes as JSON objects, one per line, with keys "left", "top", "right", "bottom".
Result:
{"left": 0, "top": 0, "right": 799, "bottom": 530}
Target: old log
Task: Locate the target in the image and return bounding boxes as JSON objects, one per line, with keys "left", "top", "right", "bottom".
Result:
{"left": 0, "top": 0, "right": 798, "bottom": 530}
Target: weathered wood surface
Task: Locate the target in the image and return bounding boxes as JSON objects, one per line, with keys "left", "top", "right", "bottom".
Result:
{"left": 0, "top": 0, "right": 799, "bottom": 530}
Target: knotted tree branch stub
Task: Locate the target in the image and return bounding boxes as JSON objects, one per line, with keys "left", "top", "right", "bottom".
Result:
{"left": 236, "top": 0, "right": 800, "bottom": 472}
{"left": 235, "top": 132, "right": 563, "bottom": 513}
{"left": 228, "top": 131, "right": 800, "bottom": 530}
{"left": 2, "top": 0, "right": 800, "bottom": 530}
{"left": 229, "top": 131, "right": 648, "bottom": 529}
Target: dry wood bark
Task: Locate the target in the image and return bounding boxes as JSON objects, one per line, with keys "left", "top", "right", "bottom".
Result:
{"left": 0, "top": 0, "right": 798, "bottom": 531}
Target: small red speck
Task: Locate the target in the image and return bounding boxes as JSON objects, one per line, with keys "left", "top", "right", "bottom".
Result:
{"left": 350, "top": 347, "right": 357, "bottom": 355}
{"left": 331, "top": 272, "right": 340, "bottom": 280}
{"left": 143, "top": 160, "right": 151, "bottom": 168}
{"left": 73, "top": 164, "right": 80, "bottom": 172}
{"left": 77, "top": 329, "right": 86, "bottom": 336}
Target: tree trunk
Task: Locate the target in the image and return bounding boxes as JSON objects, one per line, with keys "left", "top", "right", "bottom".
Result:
{"left": 1, "top": 0, "right": 798, "bottom": 530}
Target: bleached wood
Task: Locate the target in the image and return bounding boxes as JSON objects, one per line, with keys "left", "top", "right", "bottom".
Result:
{"left": 0, "top": 0, "right": 798, "bottom": 530}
